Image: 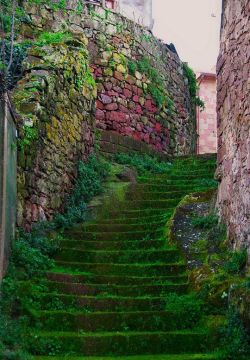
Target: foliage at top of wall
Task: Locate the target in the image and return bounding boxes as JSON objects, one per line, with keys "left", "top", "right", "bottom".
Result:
{"left": 183, "top": 63, "right": 204, "bottom": 109}
{"left": 128, "top": 56, "right": 175, "bottom": 111}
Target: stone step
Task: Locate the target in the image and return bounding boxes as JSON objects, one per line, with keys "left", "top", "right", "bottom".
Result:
{"left": 120, "top": 199, "right": 180, "bottom": 209}
{"left": 31, "top": 310, "right": 196, "bottom": 332}
{"left": 105, "top": 209, "right": 172, "bottom": 219}
{"left": 32, "top": 293, "right": 175, "bottom": 312}
{"left": 65, "top": 229, "right": 164, "bottom": 241}
{"left": 55, "top": 261, "right": 186, "bottom": 276}
{"left": 138, "top": 173, "right": 214, "bottom": 182}
{"left": 28, "top": 330, "right": 211, "bottom": 356}
{"left": 98, "top": 214, "right": 170, "bottom": 224}
{"left": 56, "top": 248, "right": 180, "bottom": 264}
{"left": 125, "top": 191, "right": 186, "bottom": 201}
{"left": 132, "top": 183, "right": 210, "bottom": 192}
{"left": 34, "top": 353, "right": 219, "bottom": 360}
{"left": 137, "top": 178, "right": 215, "bottom": 185}
{"left": 45, "top": 280, "right": 188, "bottom": 297}
{"left": 46, "top": 271, "right": 188, "bottom": 286}
{"left": 58, "top": 238, "right": 166, "bottom": 251}
{"left": 80, "top": 221, "right": 166, "bottom": 233}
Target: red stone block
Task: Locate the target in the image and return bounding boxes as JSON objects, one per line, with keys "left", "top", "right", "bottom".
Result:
{"left": 114, "top": 71, "right": 124, "bottom": 81}
{"left": 135, "top": 104, "right": 143, "bottom": 114}
{"left": 155, "top": 123, "right": 162, "bottom": 132}
{"left": 132, "top": 85, "right": 138, "bottom": 94}
{"left": 137, "top": 88, "right": 143, "bottom": 96}
{"left": 133, "top": 95, "right": 139, "bottom": 103}
{"left": 96, "top": 109, "right": 105, "bottom": 120}
{"left": 124, "top": 88, "right": 132, "bottom": 98}
{"left": 105, "top": 103, "right": 118, "bottom": 111}
{"left": 106, "top": 111, "right": 128, "bottom": 122}
{"left": 125, "top": 83, "right": 132, "bottom": 90}
{"left": 126, "top": 75, "right": 136, "bottom": 85}
{"left": 119, "top": 104, "right": 130, "bottom": 113}
{"left": 96, "top": 100, "right": 104, "bottom": 110}
{"left": 99, "top": 94, "right": 112, "bottom": 104}
{"left": 104, "top": 82, "right": 113, "bottom": 91}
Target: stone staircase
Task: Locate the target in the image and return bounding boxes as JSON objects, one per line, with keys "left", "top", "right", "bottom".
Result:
{"left": 26, "top": 156, "right": 219, "bottom": 359}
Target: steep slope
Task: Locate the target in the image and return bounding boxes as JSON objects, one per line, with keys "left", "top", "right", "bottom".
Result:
{"left": 24, "top": 155, "right": 219, "bottom": 359}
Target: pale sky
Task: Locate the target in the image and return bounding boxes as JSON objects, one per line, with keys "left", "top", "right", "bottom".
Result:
{"left": 152, "top": 0, "right": 222, "bottom": 72}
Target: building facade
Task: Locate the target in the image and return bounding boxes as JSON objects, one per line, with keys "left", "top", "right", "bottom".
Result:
{"left": 196, "top": 72, "right": 217, "bottom": 154}
{"left": 95, "top": 0, "right": 153, "bottom": 29}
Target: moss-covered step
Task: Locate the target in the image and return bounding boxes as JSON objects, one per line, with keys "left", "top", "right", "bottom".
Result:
{"left": 125, "top": 191, "right": 188, "bottom": 200}
{"left": 80, "top": 221, "right": 166, "bottom": 232}
{"left": 34, "top": 353, "right": 220, "bottom": 360}
{"left": 64, "top": 229, "right": 164, "bottom": 241}
{"left": 98, "top": 213, "right": 171, "bottom": 224}
{"left": 31, "top": 309, "right": 199, "bottom": 332}
{"left": 137, "top": 174, "right": 215, "bottom": 183}
{"left": 46, "top": 271, "right": 188, "bottom": 286}
{"left": 105, "top": 208, "right": 171, "bottom": 219}
{"left": 44, "top": 280, "right": 188, "bottom": 297}
{"left": 58, "top": 238, "right": 166, "bottom": 251}
{"left": 119, "top": 199, "right": 181, "bottom": 209}
{"left": 55, "top": 248, "right": 181, "bottom": 264}
{"left": 27, "top": 330, "right": 212, "bottom": 356}
{"left": 31, "top": 293, "right": 176, "bottom": 312}
{"left": 133, "top": 183, "right": 214, "bottom": 192}
{"left": 55, "top": 261, "right": 187, "bottom": 276}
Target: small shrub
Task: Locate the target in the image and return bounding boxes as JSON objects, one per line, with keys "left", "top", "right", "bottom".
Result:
{"left": 54, "top": 154, "right": 110, "bottom": 228}
{"left": 223, "top": 250, "right": 247, "bottom": 275}
{"left": 115, "top": 152, "right": 172, "bottom": 175}
{"left": 128, "top": 60, "right": 137, "bottom": 76}
{"left": 192, "top": 214, "right": 219, "bottom": 229}
{"left": 35, "top": 31, "right": 72, "bottom": 46}
{"left": 219, "top": 307, "right": 250, "bottom": 360}
{"left": 165, "top": 293, "right": 203, "bottom": 328}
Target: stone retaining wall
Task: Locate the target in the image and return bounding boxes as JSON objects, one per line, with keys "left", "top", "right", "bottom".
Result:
{"left": 14, "top": 0, "right": 197, "bottom": 227}
{"left": 22, "top": 1, "right": 196, "bottom": 156}
{"left": 13, "top": 35, "right": 96, "bottom": 228}
{"left": 216, "top": 0, "right": 250, "bottom": 260}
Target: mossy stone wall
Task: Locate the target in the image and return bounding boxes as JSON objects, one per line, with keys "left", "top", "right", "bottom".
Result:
{"left": 14, "top": 1, "right": 197, "bottom": 227}
{"left": 22, "top": 2, "right": 196, "bottom": 156}
{"left": 13, "top": 34, "right": 96, "bottom": 228}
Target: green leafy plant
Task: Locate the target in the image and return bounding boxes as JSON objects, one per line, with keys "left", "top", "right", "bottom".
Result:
{"left": 223, "top": 250, "right": 247, "bottom": 275}
{"left": 192, "top": 214, "right": 219, "bottom": 229}
{"left": 165, "top": 293, "right": 204, "bottom": 328}
{"left": 115, "top": 152, "right": 172, "bottom": 175}
{"left": 219, "top": 307, "right": 250, "bottom": 360}
{"left": 18, "top": 125, "right": 38, "bottom": 154}
{"left": 183, "top": 63, "right": 205, "bottom": 109}
{"left": 53, "top": 154, "right": 110, "bottom": 228}
{"left": 35, "top": 31, "right": 72, "bottom": 46}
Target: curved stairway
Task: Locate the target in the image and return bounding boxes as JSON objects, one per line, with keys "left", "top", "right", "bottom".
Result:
{"left": 27, "top": 156, "right": 219, "bottom": 359}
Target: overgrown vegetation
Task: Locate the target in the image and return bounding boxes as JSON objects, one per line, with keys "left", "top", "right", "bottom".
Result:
{"left": 165, "top": 293, "right": 203, "bottom": 328}
{"left": 0, "top": 154, "right": 110, "bottom": 358}
{"left": 219, "top": 306, "right": 250, "bottom": 360}
{"left": 183, "top": 63, "right": 205, "bottom": 109}
{"left": 35, "top": 31, "right": 73, "bottom": 46}
{"left": 115, "top": 152, "right": 172, "bottom": 175}
{"left": 128, "top": 56, "right": 174, "bottom": 110}
{"left": 188, "top": 212, "right": 249, "bottom": 358}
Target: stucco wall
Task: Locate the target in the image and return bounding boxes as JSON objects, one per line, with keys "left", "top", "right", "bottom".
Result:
{"left": 216, "top": 0, "right": 250, "bottom": 259}
{"left": 197, "top": 74, "right": 217, "bottom": 154}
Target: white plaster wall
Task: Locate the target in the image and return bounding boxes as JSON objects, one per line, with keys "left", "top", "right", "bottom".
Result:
{"left": 118, "top": 0, "right": 153, "bottom": 29}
